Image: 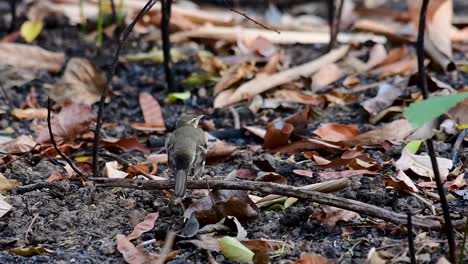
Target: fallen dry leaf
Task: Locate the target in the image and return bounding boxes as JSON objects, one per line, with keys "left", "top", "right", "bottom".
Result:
{"left": 36, "top": 103, "right": 97, "bottom": 143}
{"left": 372, "top": 58, "right": 418, "bottom": 79}
{"left": 12, "top": 108, "right": 48, "bottom": 120}
{"left": 184, "top": 189, "right": 259, "bottom": 225}
{"left": 310, "top": 205, "right": 361, "bottom": 227}
{"left": 46, "top": 58, "right": 106, "bottom": 105}
{"left": 215, "top": 46, "right": 349, "bottom": 107}
{"left": 418, "top": 173, "right": 466, "bottom": 190}
{"left": 340, "top": 119, "right": 413, "bottom": 147}
{"left": 384, "top": 170, "right": 419, "bottom": 193}
{"left": 272, "top": 90, "right": 326, "bottom": 106}
{"left": 47, "top": 171, "right": 67, "bottom": 183}
{"left": 0, "top": 173, "right": 18, "bottom": 192}
{"left": 206, "top": 140, "right": 237, "bottom": 164}
{"left": 366, "top": 44, "right": 387, "bottom": 69}
{"left": 361, "top": 77, "right": 408, "bottom": 116}
{"left": 372, "top": 46, "right": 409, "bottom": 69}
{"left": 395, "top": 148, "right": 453, "bottom": 181}
{"left": 104, "top": 161, "right": 128, "bottom": 179}
{"left": 0, "top": 64, "right": 36, "bottom": 90}
{"left": 101, "top": 137, "right": 149, "bottom": 153}
{"left": 319, "top": 170, "right": 379, "bottom": 179}
{"left": 238, "top": 36, "right": 277, "bottom": 57}
{"left": 127, "top": 213, "right": 159, "bottom": 240}
{"left": 0, "top": 194, "right": 12, "bottom": 218}
{"left": 313, "top": 123, "right": 360, "bottom": 142}
{"left": 311, "top": 63, "right": 345, "bottom": 92}
{"left": 0, "top": 43, "right": 65, "bottom": 73}
{"left": 214, "top": 62, "right": 256, "bottom": 96}
{"left": 264, "top": 121, "right": 294, "bottom": 149}
{"left": 0, "top": 135, "right": 36, "bottom": 153}
{"left": 294, "top": 253, "right": 333, "bottom": 264}
{"left": 116, "top": 234, "right": 147, "bottom": 264}
{"left": 130, "top": 92, "right": 166, "bottom": 132}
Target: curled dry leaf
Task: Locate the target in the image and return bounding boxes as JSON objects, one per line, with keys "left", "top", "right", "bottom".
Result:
{"left": 311, "top": 63, "right": 345, "bottom": 92}
{"left": 184, "top": 189, "right": 259, "bottom": 225}
{"left": 12, "top": 108, "right": 48, "bottom": 120}
{"left": 0, "top": 173, "right": 18, "bottom": 192}
{"left": 206, "top": 140, "right": 237, "bottom": 164}
{"left": 294, "top": 253, "right": 333, "bottom": 264}
{"left": 313, "top": 123, "right": 360, "bottom": 142}
{"left": 310, "top": 205, "right": 361, "bottom": 227}
{"left": 116, "top": 234, "right": 146, "bottom": 264}
{"left": 0, "top": 135, "right": 36, "bottom": 153}
{"left": 127, "top": 213, "right": 159, "bottom": 240}
{"left": 214, "top": 62, "right": 256, "bottom": 96}
{"left": 395, "top": 148, "right": 453, "bottom": 181}
{"left": 46, "top": 58, "right": 106, "bottom": 105}
{"left": 264, "top": 121, "right": 294, "bottom": 149}
{"left": 36, "top": 103, "right": 97, "bottom": 144}
{"left": 372, "top": 58, "right": 418, "bottom": 79}
{"left": 366, "top": 44, "right": 387, "bottom": 69}
{"left": 418, "top": 173, "right": 466, "bottom": 190}
{"left": 104, "top": 161, "right": 128, "bottom": 179}
{"left": 130, "top": 92, "right": 166, "bottom": 132}
{"left": 101, "top": 137, "right": 150, "bottom": 153}
{"left": 361, "top": 76, "right": 408, "bottom": 116}
{"left": 319, "top": 169, "right": 379, "bottom": 179}
{"left": 384, "top": 170, "right": 418, "bottom": 193}
{"left": 340, "top": 119, "right": 413, "bottom": 147}
{"left": 0, "top": 194, "right": 12, "bottom": 218}
{"left": 256, "top": 172, "right": 287, "bottom": 184}
{"left": 0, "top": 43, "right": 65, "bottom": 73}
{"left": 238, "top": 36, "right": 277, "bottom": 57}
{"left": 47, "top": 171, "right": 67, "bottom": 183}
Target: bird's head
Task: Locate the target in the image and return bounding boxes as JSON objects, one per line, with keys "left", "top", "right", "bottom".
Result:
{"left": 176, "top": 114, "right": 204, "bottom": 128}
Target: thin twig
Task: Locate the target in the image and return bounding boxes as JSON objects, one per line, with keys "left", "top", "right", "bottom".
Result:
{"left": 329, "top": 0, "right": 344, "bottom": 51}
{"left": 161, "top": 0, "right": 175, "bottom": 91}
{"left": 155, "top": 231, "right": 176, "bottom": 264}
{"left": 229, "top": 106, "right": 240, "bottom": 129}
{"left": 89, "top": 177, "right": 465, "bottom": 231}
{"left": 458, "top": 218, "right": 468, "bottom": 263}
{"left": 222, "top": 0, "right": 280, "bottom": 34}
{"left": 110, "top": 0, "right": 117, "bottom": 23}
{"left": 8, "top": 0, "right": 16, "bottom": 33}
{"left": 47, "top": 98, "right": 84, "bottom": 177}
{"left": 416, "top": 0, "right": 457, "bottom": 261}
{"left": 407, "top": 211, "right": 416, "bottom": 264}
{"left": 24, "top": 213, "right": 39, "bottom": 243}
{"left": 327, "top": 0, "right": 335, "bottom": 51}
{"left": 451, "top": 128, "right": 468, "bottom": 166}
{"left": 92, "top": 0, "right": 158, "bottom": 177}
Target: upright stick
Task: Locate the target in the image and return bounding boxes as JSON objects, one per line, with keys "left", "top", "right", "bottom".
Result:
{"left": 161, "top": 0, "right": 175, "bottom": 91}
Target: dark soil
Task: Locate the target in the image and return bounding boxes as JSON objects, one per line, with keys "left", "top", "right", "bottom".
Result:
{"left": 0, "top": 2, "right": 467, "bottom": 264}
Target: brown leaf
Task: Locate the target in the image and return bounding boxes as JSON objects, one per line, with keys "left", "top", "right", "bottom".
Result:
{"left": 360, "top": 77, "right": 408, "bottom": 116}
{"left": 12, "top": 108, "right": 48, "bottom": 120}
{"left": 36, "top": 103, "right": 97, "bottom": 143}
{"left": 130, "top": 92, "right": 166, "bottom": 132}
{"left": 256, "top": 172, "right": 287, "bottom": 184}
{"left": 372, "top": 58, "right": 417, "bottom": 79}
{"left": 101, "top": 137, "right": 150, "bottom": 153}
{"left": 384, "top": 170, "right": 418, "bottom": 193}
{"left": 283, "top": 106, "right": 315, "bottom": 129}
{"left": 47, "top": 171, "right": 67, "bottom": 183}
{"left": 448, "top": 96, "right": 468, "bottom": 124}
{"left": 0, "top": 135, "right": 36, "bottom": 153}
{"left": 313, "top": 123, "right": 360, "bottom": 142}
{"left": 214, "top": 62, "right": 256, "bottom": 96}
{"left": 116, "top": 234, "right": 147, "bottom": 264}
{"left": 238, "top": 36, "right": 277, "bottom": 57}
{"left": 46, "top": 58, "right": 106, "bottom": 105}
{"left": 310, "top": 205, "right": 361, "bottom": 227}
{"left": 184, "top": 190, "right": 259, "bottom": 225}
{"left": 207, "top": 140, "right": 237, "bottom": 164}
{"left": 236, "top": 169, "right": 257, "bottom": 180}
{"left": 0, "top": 43, "right": 65, "bottom": 73}
{"left": 0, "top": 173, "right": 18, "bottom": 192}
{"left": 272, "top": 138, "right": 344, "bottom": 155}
{"left": 366, "top": 44, "right": 387, "bottom": 69}
{"left": 340, "top": 119, "right": 413, "bottom": 147}
{"left": 311, "top": 63, "right": 344, "bottom": 92}
{"left": 127, "top": 213, "right": 159, "bottom": 240}
{"left": 264, "top": 121, "right": 294, "bottom": 149}
{"left": 272, "top": 90, "right": 326, "bottom": 106}
{"left": 293, "top": 170, "right": 313, "bottom": 177}
{"left": 372, "top": 46, "right": 409, "bottom": 69}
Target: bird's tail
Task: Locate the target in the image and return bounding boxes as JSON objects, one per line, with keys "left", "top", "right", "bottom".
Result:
{"left": 175, "top": 170, "right": 187, "bottom": 197}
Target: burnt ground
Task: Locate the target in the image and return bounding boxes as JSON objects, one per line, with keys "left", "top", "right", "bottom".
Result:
{"left": 0, "top": 3, "right": 468, "bottom": 264}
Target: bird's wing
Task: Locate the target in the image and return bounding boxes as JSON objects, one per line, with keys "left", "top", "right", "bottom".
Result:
{"left": 166, "top": 134, "right": 176, "bottom": 174}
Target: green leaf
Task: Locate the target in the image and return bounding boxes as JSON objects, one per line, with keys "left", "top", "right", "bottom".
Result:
{"left": 20, "top": 21, "right": 43, "bottom": 43}
{"left": 218, "top": 236, "right": 254, "bottom": 263}
{"left": 403, "top": 93, "right": 468, "bottom": 128}
{"left": 256, "top": 196, "right": 297, "bottom": 211}
{"left": 166, "top": 91, "right": 191, "bottom": 104}
{"left": 182, "top": 73, "right": 218, "bottom": 86}
{"left": 404, "top": 140, "right": 422, "bottom": 154}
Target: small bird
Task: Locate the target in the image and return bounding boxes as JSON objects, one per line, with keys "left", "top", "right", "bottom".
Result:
{"left": 166, "top": 114, "right": 207, "bottom": 197}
